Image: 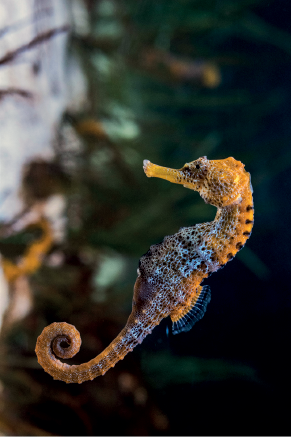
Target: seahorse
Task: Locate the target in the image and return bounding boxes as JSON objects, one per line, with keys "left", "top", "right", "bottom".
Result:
{"left": 35, "top": 156, "right": 254, "bottom": 383}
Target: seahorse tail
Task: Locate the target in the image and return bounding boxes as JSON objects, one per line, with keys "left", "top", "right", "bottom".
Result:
{"left": 35, "top": 322, "right": 83, "bottom": 383}
{"left": 35, "top": 315, "right": 156, "bottom": 383}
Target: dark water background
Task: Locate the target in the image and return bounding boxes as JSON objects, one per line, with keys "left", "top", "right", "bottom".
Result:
{"left": 1, "top": 0, "right": 291, "bottom": 435}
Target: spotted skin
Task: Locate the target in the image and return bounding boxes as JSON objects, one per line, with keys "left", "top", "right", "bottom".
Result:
{"left": 35, "top": 156, "right": 254, "bottom": 383}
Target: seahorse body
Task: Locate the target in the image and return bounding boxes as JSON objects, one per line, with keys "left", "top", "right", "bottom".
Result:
{"left": 35, "top": 156, "right": 254, "bottom": 383}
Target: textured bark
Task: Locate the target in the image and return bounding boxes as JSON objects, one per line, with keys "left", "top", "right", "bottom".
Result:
{"left": 0, "top": 0, "right": 86, "bottom": 328}
{"left": 0, "top": 0, "right": 84, "bottom": 222}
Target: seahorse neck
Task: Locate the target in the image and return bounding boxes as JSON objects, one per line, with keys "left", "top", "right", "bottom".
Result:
{"left": 207, "top": 182, "right": 253, "bottom": 266}
{"left": 212, "top": 204, "right": 240, "bottom": 240}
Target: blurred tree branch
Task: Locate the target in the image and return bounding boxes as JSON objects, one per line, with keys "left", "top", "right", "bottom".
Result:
{"left": 0, "top": 25, "right": 70, "bottom": 67}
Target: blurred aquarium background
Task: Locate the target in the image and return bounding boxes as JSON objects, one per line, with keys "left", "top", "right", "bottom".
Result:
{"left": 0, "top": 0, "right": 290, "bottom": 435}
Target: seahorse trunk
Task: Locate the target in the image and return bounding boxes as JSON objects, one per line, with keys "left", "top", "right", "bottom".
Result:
{"left": 35, "top": 311, "right": 155, "bottom": 383}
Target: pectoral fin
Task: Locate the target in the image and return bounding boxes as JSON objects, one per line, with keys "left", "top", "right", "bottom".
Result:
{"left": 171, "top": 285, "right": 211, "bottom": 335}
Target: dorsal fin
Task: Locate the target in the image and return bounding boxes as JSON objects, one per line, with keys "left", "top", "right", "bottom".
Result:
{"left": 171, "top": 285, "right": 211, "bottom": 335}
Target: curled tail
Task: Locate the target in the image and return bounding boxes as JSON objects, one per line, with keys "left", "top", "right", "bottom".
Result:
{"left": 35, "top": 313, "right": 156, "bottom": 383}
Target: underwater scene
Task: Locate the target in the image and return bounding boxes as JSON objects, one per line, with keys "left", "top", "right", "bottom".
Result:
{"left": 0, "top": 0, "right": 290, "bottom": 435}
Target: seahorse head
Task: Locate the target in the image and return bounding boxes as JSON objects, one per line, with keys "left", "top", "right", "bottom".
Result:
{"left": 144, "top": 156, "right": 250, "bottom": 208}
{"left": 180, "top": 156, "right": 250, "bottom": 207}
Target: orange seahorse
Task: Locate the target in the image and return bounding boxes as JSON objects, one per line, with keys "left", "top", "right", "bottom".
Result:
{"left": 35, "top": 156, "right": 254, "bottom": 383}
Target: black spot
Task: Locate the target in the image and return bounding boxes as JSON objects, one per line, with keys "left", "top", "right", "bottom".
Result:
{"left": 227, "top": 253, "right": 234, "bottom": 259}
{"left": 243, "top": 231, "right": 251, "bottom": 236}
{"left": 246, "top": 205, "right": 254, "bottom": 211}
{"left": 245, "top": 219, "right": 254, "bottom": 224}
{"left": 195, "top": 164, "right": 200, "bottom": 169}
{"left": 236, "top": 242, "right": 243, "bottom": 250}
